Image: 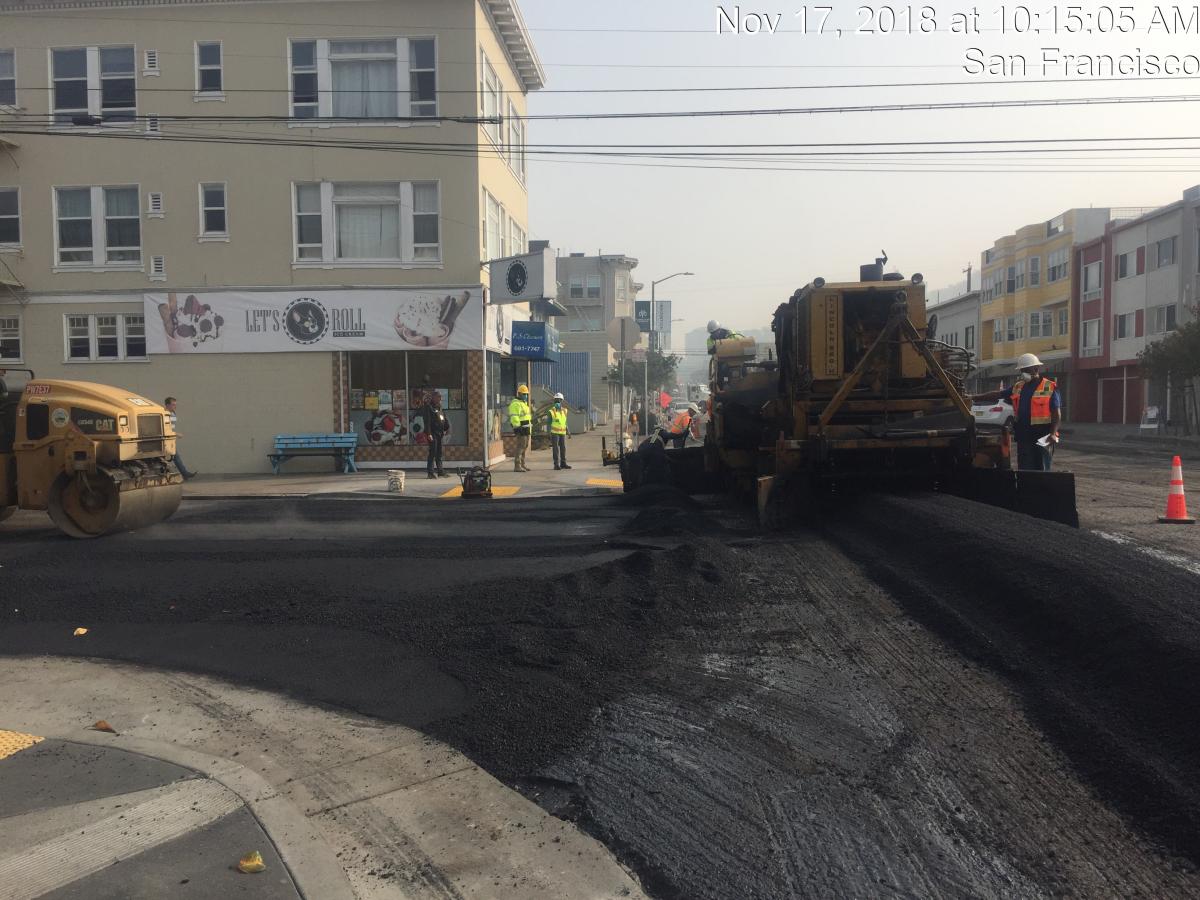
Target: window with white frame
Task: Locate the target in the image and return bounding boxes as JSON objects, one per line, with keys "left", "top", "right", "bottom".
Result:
{"left": 992, "top": 318, "right": 1002, "bottom": 344}
{"left": 196, "top": 42, "right": 222, "bottom": 95}
{"left": 479, "top": 50, "right": 501, "bottom": 143}
{"left": 507, "top": 100, "right": 526, "bottom": 182}
{"left": 1006, "top": 314, "right": 1023, "bottom": 342}
{"left": 586, "top": 274, "right": 601, "bottom": 299}
{"left": 0, "top": 187, "right": 18, "bottom": 245}
{"left": 483, "top": 190, "right": 501, "bottom": 261}
{"left": 1028, "top": 309, "right": 1053, "bottom": 338}
{"left": 498, "top": 207, "right": 508, "bottom": 258}
{"left": 64, "top": 312, "right": 146, "bottom": 361}
{"left": 1155, "top": 236, "right": 1177, "bottom": 268}
{"left": 55, "top": 186, "right": 141, "bottom": 267}
{"left": 52, "top": 46, "right": 136, "bottom": 125}
{"left": 1115, "top": 312, "right": 1135, "bottom": 340}
{"left": 1116, "top": 250, "right": 1133, "bottom": 280}
{"left": 0, "top": 49, "right": 15, "bottom": 106}
{"left": 1047, "top": 214, "right": 1064, "bottom": 237}
{"left": 1081, "top": 318, "right": 1101, "bottom": 356}
{"left": 569, "top": 278, "right": 584, "bottom": 300}
{"left": 1082, "top": 260, "right": 1102, "bottom": 300}
{"left": 1047, "top": 247, "right": 1069, "bottom": 282}
{"left": 1152, "top": 304, "right": 1178, "bottom": 333}
{"left": 616, "top": 274, "right": 628, "bottom": 301}
{"left": 1028, "top": 255, "right": 1040, "bottom": 286}
{"left": 0, "top": 314, "right": 20, "bottom": 360}
{"left": 964, "top": 325, "right": 975, "bottom": 350}
{"left": 199, "top": 183, "right": 227, "bottom": 236}
{"left": 509, "top": 220, "right": 526, "bottom": 256}
{"left": 293, "top": 181, "right": 440, "bottom": 264}
{"left": 289, "top": 38, "right": 436, "bottom": 120}
{"left": 1058, "top": 307, "right": 1069, "bottom": 336}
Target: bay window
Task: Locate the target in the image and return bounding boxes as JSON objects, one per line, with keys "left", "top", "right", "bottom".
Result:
{"left": 293, "top": 181, "right": 440, "bottom": 265}
{"left": 480, "top": 50, "right": 501, "bottom": 143}
{"left": 290, "top": 38, "right": 436, "bottom": 121}
{"left": 55, "top": 185, "right": 141, "bottom": 267}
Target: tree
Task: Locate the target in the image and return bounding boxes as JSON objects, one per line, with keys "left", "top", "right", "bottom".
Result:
{"left": 1138, "top": 318, "right": 1200, "bottom": 433}
{"left": 608, "top": 345, "right": 683, "bottom": 394}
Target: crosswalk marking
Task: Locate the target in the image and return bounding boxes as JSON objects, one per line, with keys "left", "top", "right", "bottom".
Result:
{"left": 0, "top": 778, "right": 241, "bottom": 900}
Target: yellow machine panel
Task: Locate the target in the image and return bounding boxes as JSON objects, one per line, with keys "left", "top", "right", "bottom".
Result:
{"left": 901, "top": 283, "right": 928, "bottom": 379}
{"left": 809, "top": 291, "right": 843, "bottom": 380}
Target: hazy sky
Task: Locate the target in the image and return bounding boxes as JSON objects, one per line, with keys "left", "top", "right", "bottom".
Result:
{"left": 518, "top": 0, "right": 1200, "bottom": 346}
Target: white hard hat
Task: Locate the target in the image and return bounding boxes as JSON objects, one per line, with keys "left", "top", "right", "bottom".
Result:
{"left": 707, "top": 320, "right": 720, "bottom": 333}
{"left": 687, "top": 402, "right": 700, "bottom": 415}
{"left": 553, "top": 392, "right": 564, "bottom": 400}
{"left": 1016, "top": 353, "right": 1043, "bottom": 370}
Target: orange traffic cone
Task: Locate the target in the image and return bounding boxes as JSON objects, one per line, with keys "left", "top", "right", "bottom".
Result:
{"left": 1159, "top": 456, "right": 1196, "bottom": 524}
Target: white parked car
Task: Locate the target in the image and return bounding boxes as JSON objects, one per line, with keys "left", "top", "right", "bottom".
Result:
{"left": 971, "top": 396, "right": 1014, "bottom": 429}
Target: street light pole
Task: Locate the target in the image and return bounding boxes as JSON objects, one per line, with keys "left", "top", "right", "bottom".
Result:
{"left": 647, "top": 271, "right": 694, "bottom": 434}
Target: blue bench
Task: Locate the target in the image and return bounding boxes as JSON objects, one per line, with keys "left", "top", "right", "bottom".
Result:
{"left": 269, "top": 433, "right": 359, "bottom": 474}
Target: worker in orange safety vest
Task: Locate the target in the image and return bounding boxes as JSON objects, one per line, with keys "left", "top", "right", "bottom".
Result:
{"left": 655, "top": 402, "right": 702, "bottom": 450}
{"left": 974, "top": 352, "right": 1062, "bottom": 471}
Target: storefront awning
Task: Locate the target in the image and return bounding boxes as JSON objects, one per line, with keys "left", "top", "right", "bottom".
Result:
{"left": 531, "top": 297, "right": 568, "bottom": 317}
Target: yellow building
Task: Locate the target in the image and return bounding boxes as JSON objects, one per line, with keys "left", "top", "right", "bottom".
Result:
{"left": 977, "top": 209, "right": 1112, "bottom": 401}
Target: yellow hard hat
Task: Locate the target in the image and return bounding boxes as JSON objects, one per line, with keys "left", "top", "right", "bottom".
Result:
{"left": 517, "top": 383, "right": 529, "bottom": 394}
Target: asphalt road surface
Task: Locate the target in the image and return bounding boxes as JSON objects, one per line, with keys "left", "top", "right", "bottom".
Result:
{"left": 3, "top": 479, "right": 1200, "bottom": 899}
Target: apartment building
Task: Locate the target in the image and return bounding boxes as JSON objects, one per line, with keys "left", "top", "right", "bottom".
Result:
{"left": 1072, "top": 185, "right": 1200, "bottom": 424}
{"left": 554, "top": 252, "right": 642, "bottom": 423}
{"left": 977, "top": 209, "right": 1114, "bottom": 404}
{"left": 0, "top": 0, "right": 544, "bottom": 472}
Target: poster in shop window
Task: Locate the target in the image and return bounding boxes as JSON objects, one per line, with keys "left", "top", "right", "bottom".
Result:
{"left": 144, "top": 287, "right": 485, "bottom": 354}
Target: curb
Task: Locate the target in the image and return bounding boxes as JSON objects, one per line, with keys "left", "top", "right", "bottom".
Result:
{"left": 43, "top": 732, "right": 356, "bottom": 900}
{"left": 184, "top": 486, "right": 621, "bottom": 502}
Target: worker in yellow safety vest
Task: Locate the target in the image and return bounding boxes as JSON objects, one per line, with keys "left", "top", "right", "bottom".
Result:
{"left": 656, "top": 402, "right": 702, "bottom": 450}
{"left": 546, "top": 392, "right": 572, "bottom": 470}
{"left": 508, "top": 384, "right": 532, "bottom": 472}
{"left": 974, "top": 352, "right": 1062, "bottom": 471}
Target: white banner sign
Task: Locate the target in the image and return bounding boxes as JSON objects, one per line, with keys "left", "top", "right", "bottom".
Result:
{"left": 144, "top": 287, "right": 484, "bottom": 354}
{"left": 484, "top": 302, "right": 531, "bottom": 354}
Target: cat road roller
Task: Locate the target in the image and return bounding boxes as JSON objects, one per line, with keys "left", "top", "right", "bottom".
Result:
{"left": 1, "top": 369, "right": 183, "bottom": 537}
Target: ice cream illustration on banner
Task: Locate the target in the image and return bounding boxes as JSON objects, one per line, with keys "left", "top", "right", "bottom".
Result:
{"left": 156, "top": 293, "right": 225, "bottom": 351}
{"left": 394, "top": 290, "right": 471, "bottom": 349}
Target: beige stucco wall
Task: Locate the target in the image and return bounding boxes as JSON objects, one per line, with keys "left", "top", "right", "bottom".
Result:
{"left": 0, "top": 0, "right": 530, "bottom": 293}
{"left": 4, "top": 297, "right": 335, "bottom": 473}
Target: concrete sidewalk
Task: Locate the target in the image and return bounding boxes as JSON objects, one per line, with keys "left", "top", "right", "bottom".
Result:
{"left": 0, "top": 656, "right": 646, "bottom": 900}
{"left": 184, "top": 431, "right": 631, "bottom": 501}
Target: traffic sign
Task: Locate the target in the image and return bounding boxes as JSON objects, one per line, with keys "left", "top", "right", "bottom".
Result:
{"left": 606, "top": 316, "right": 641, "bottom": 352}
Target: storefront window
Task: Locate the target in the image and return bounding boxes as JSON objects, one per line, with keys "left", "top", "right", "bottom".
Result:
{"left": 486, "top": 350, "right": 519, "bottom": 438}
{"left": 348, "top": 350, "right": 466, "bottom": 447}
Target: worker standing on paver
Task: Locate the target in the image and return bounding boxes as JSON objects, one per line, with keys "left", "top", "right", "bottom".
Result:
{"left": 508, "top": 384, "right": 532, "bottom": 472}
{"left": 547, "top": 392, "right": 572, "bottom": 470}
{"left": 706, "top": 319, "right": 744, "bottom": 353}
{"left": 657, "top": 402, "right": 702, "bottom": 449}
{"left": 975, "top": 353, "right": 1062, "bottom": 471}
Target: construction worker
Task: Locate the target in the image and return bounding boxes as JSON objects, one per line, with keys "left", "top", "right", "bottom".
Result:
{"left": 657, "top": 402, "right": 702, "bottom": 450}
{"left": 975, "top": 352, "right": 1062, "bottom": 471}
{"left": 706, "top": 319, "right": 743, "bottom": 353}
{"left": 547, "top": 392, "right": 572, "bottom": 470}
{"left": 508, "top": 384, "right": 532, "bottom": 472}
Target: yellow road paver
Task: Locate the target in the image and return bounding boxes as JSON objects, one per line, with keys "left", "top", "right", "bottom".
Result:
{"left": 0, "top": 729, "right": 44, "bottom": 760}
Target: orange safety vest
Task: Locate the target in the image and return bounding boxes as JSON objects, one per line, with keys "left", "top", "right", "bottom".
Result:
{"left": 669, "top": 411, "right": 694, "bottom": 435}
{"left": 1011, "top": 377, "right": 1057, "bottom": 426}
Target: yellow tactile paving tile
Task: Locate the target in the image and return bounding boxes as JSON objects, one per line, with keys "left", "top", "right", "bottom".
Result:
{"left": 0, "top": 729, "right": 44, "bottom": 761}
{"left": 439, "top": 485, "right": 521, "bottom": 499}
{"left": 585, "top": 478, "right": 624, "bottom": 489}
